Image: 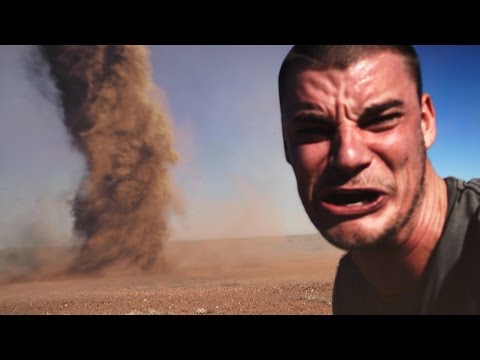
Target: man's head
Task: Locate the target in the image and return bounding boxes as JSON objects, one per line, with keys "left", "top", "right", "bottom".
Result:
{"left": 279, "top": 46, "right": 423, "bottom": 108}
{"left": 279, "top": 45, "right": 437, "bottom": 250}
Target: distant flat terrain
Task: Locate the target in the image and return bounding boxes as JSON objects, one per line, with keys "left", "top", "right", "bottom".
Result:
{"left": 0, "top": 234, "right": 343, "bottom": 315}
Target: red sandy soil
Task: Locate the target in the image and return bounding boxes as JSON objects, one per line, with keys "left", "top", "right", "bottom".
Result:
{"left": 0, "top": 234, "right": 344, "bottom": 315}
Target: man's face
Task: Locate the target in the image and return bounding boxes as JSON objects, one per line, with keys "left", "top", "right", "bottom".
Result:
{"left": 281, "top": 52, "right": 436, "bottom": 250}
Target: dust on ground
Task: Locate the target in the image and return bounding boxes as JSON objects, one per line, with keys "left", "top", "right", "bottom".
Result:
{"left": 0, "top": 234, "right": 343, "bottom": 315}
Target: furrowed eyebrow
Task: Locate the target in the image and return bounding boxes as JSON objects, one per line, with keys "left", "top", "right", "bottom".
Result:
{"left": 295, "top": 102, "right": 324, "bottom": 111}
{"left": 360, "top": 99, "right": 405, "bottom": 119}
{"left": 290, "top": 103, "right": 331, "bottom": 123}
{"left": 292, "top": 111, "right": 333, "bottom": 126}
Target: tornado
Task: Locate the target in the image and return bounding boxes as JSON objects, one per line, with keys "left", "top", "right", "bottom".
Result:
{"left": 39, "top": 45, "right": 178, "bottom": 273}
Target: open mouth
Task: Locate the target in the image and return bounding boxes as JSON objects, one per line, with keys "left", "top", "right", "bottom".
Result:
{"left": 318, "top": 189, "right": 387, "bottom": 216}
{"left": 324, "top": 190, "right": 381, "bottom": 206}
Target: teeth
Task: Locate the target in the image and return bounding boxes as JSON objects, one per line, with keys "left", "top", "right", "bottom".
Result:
{"left": 346, "top": 201, "right": 366, "bottom": 207}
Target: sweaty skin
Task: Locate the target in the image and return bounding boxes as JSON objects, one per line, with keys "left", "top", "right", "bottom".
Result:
{"left": 282, "top": 52, "right": 448, "bottom": 294}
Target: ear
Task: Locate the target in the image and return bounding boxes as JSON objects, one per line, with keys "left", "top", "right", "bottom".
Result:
{"left": 420, "top": 94, "right": 437, "bottom": 150}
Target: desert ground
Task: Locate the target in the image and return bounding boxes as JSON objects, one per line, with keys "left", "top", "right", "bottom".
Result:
{"left": 0, "top": 234, "right": 343, "bottom": 315}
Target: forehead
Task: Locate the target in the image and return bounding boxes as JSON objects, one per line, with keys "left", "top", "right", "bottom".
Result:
{"left": 282, "top": 52, "right": 417, "bottom": 115}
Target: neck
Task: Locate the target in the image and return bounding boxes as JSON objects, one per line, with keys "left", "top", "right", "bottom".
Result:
{"left": 351, "top": 162, "right": 448, "bottom": 295}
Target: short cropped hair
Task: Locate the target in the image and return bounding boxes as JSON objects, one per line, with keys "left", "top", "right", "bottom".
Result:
{"left": 278, "top": 45, "right": 422, "bottom": 108}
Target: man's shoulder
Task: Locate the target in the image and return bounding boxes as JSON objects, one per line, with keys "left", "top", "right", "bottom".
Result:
{"left": 432, "top": 178, "right": 480, "bottom": 314}
{"left": 336, "top": 252, "right": 354, "bottom": 276}
{"left": 445, "top": 177, "right": 480, "bottom": 215}
{"left": 447, "top": 176, "right": 480, "bottom": 195}
{"left": 332, "top": 252, "right": 369, "bottom": 314}
{"left": 464, "top": 178, "right": 480, "bottom": 195}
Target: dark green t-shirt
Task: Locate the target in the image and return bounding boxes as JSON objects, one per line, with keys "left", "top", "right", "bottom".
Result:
{"left": 332, "top": 177, "right": 480, "bottom": 315}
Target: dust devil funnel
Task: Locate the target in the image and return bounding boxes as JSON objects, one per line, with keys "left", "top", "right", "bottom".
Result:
{"left": 39, "top": 45, "right": 178, "bottom": 273}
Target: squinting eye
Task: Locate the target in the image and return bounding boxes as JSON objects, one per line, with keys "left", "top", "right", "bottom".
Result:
{"left": 293, "top": 127, "right": 334, "bottom": 144}
{"left": 362, "top": 113, "right": 401, "bottom": 130}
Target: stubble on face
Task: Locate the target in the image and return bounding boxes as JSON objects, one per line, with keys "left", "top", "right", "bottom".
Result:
{"left": 283, "top": 52, "right": 431, "bottom": 252}
{"left": 315, "top": 130, "right": 427, "bottom": 251}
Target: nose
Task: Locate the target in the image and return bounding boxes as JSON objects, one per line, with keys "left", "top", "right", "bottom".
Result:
{"left": 328, "top": 124, "right": 372, "bottom": 175}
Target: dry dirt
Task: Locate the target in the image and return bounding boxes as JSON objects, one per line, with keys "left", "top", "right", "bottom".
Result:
{"left": 0, "top": 234, "right": 344, "bottom": 315}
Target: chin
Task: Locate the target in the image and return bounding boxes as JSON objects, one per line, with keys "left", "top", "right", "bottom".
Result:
{"left": 318, "top": 219, "right": 390, "bottom": 250}
{"left": 310, "top": 198, "right": 401, "bottom": 249}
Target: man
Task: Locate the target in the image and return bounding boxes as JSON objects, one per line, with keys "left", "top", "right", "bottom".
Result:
{"left": 279, "top": 45, "right": 480, "bottom": 314}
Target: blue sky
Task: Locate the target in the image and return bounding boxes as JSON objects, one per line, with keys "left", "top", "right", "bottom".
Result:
{"left": 415, "top": 45, "right": 480, "bottom": 180}
{"left": 0, "top": 45, "right": 478, "bottom": 246}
